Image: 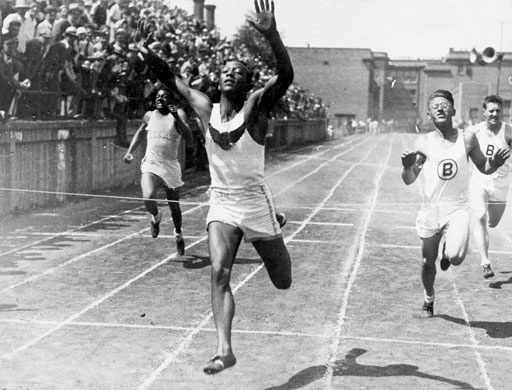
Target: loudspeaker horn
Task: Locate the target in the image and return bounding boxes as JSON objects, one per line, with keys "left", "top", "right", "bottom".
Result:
{"left": 482, "top": 47, "right": 499, "bottom": 64}
{"left": 469, "top": 48, "right": 480, "bottom": 64}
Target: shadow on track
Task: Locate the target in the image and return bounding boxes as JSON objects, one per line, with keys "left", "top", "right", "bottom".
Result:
{"left": 439, "top": 314, "right": 512, "bottom": 338}
{"left": 264, "top": 348, "right": 479, "bottom": 390}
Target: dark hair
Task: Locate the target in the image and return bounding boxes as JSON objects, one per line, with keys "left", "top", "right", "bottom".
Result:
{"left": 428, "top": 89, "right": 454, "bottom": 106}
{"left": 483, "top": 94, "right": 503, "bottom": 109}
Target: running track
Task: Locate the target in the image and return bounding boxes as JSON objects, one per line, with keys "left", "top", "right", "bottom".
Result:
{"left": 1, "top": 133, "right": 511, "bottom": 389}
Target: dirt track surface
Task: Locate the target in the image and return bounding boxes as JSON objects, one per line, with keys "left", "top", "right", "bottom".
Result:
{"left": 1, "top": 133, "right": 511, "bottom": 390}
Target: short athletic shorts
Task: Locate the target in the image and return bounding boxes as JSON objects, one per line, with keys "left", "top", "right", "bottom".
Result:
{"left": 470, "top": 176, "right": 509, "bottom": 203}
{"left": 415, "top": 202, "right": 470, "bottom": 239}
{"left": 141, "top": 158, "right": 183, "bottom": 190}
{"left": 206, "top": 183, "right": 282, "bottom": 243}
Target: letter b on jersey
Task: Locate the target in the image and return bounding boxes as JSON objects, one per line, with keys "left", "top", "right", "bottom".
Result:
{"left": 437, "top": 159, "right": 458, "bottom": 180}
{"left": 486, "top": 144, "right": 495, "bottom": 156}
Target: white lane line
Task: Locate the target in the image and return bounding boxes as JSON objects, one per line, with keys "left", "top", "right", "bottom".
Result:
{"left": 273, "top": 138, "right": 373, "bottom": 199}
{"left": 1, "top": 234, "right": 208, "bottom": 360}
{"left": 2, "top": 318, "right": 511, "bottom": 353}
{"left": 339, "top": 334, "right": 512, "bottom": 353}
{"left": 0, "top": 205, "right": 203, "bottom": 294}
{"left": 137, "top": 137, "right": 380, "bottom": 390}
{"left": 287, "top": 221, "right": 354, "bottom": 227}
{"left": 289, "top": 239, "right": 347, "bottom": 245}
{"left": 373, "top": 243, "right": 512, "bottom": 255}
{"left": 323, "top": 134, "right": 393, "bottom": 389}
{"left": 452, "top": 283, "right": 495, "bottom": 390}
{"left": 0, "top": 206, "right": 145, "bottom": 258}
{"left": 266, "top": 135, "right": 366, "bottom": 179}
{"left": 0, "top": 318, "right": 328, "bottom": 339}
{"left": 0, "top": 138, "right": 368, "bottom": 360}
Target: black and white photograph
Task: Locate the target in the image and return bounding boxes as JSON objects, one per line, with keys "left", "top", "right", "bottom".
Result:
{"left": 1, "top": 0, "right": 512, "bottom": 388}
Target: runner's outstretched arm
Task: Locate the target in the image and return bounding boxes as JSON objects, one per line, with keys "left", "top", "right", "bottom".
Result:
{"left": 248, "top": 0, "right": 294, "bottom": 110}
{"left": 134, "top": 21, "right": 212, "bottom": 131}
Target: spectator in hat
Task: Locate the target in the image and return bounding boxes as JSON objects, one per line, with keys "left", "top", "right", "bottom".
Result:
{"left": 1, "top": 19, "right": 21, "bottom": 48}
{"left": 91, "top": 0, "right": 108, "bottom": 29}
{"left": 77, "top": 0, "right": 93, "bottom": 26}
{"left": 16, "top": 37, "right": 44, "bottom": 119}
{"left": 40, "top": 25, "right": 80, "bottom": 118}
{"left": 2, "top": 0, "right": 31, "bottom": 53}
{"left": 35, "top": 5, "right": 56, "bottom": 49}
{"left": 53, "top": 3, "right": 81, "bottom": 42}
{"left": 17, "top": 0, "right": 38, "bottom": 53}
{"left": 0, "top": 37, "right": 28, "bottom": 119}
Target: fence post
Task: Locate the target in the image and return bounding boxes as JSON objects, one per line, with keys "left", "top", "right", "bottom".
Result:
{"left": 56, "top": 129, "right": 73, "bottom": 202}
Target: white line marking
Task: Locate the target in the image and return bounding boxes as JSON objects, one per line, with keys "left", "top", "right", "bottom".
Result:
{"left": 0, "top": 206, "right": 146, "bottom": 258}
{"left": 2, "top": 318, "right": 511, "bottom": 352}
{"left": 2, "top": 235, "right": 208, "bottom": 359}
{"left": 323, "top": 134, "right": 393, "bottom": 389}
{"left": 287, "top": 221, "right": 354, "bottom": 227}
{"left": 137, "top": 137, "right": 378, "bottom": 389}
{"left": 290, "top": 239, "right": 346, "bottom": 244}
{"left": 0, "top": 206, "right": 203, "bottom": 294}
{"left": 452, "top": 283, "right": 494, "bottom": 390}
{"left": 339, "top": 334, "right": 512, "bottom": 352}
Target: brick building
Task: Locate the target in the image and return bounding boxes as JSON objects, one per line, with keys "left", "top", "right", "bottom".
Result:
{"left": 289, "top": 47, "right": 512, "bottom": 132}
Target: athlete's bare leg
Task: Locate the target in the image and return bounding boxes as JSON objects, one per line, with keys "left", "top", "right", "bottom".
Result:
{"left": 420, "top": 233, "right": 441, "bottom": 298}
{"left": 488, "top": 200, "right": 506, "bottom": 228}
{"left": 141, "top": 172, "right": 160, "bottom": 217}
{"left": 252, "top": 237, "right": 292, "bottom": 289}
{"left": 204, "top": 222, "right": 242, "bottom": 374}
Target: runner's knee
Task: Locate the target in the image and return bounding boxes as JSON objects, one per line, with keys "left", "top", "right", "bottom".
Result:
{"left": 211, "top": 264, "right": 231, "bottom": 287}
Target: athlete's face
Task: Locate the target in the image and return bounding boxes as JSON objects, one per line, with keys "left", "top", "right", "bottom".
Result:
{"left": 483, "top": 102, "right": 502, "bottom": 128}
{"left": 220, "top": 61, "right": 249, "bottom": 93}
{"left": 155, "top": 90, "right": 171, "bottom": 110}
{"left": 427, "top": 97, "right": 455, "bottom": 124}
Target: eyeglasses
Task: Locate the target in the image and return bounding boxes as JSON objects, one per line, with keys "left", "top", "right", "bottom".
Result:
{"left": 430, "top": 102, "right": 452, "bottom": 110}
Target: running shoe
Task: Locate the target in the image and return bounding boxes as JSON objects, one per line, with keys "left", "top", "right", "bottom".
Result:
{"left": 422, "top": 301, "right": 434, "bottom": 317}
{"left": 151, "top": 220, "right": 160, "bottom": 238}
{"left": 176, "top": 237, "right": 185, "bottom": 256}
{"left": 276, "top": 212, "right": 287, "bottom": 228}
{"left": 440, "top": 256, "right": 451, "bottom": 271}
{"left": 151, "top": 212, "right": 161, "bottom": 238}
{"left": 482, "top": 264, "right": 495, "bottom": 279}
{"left": 439, "top": 242, "right": 450, "bottom": 271}
{"left": 175, "top": 229, "right": 185, "bottom": 256}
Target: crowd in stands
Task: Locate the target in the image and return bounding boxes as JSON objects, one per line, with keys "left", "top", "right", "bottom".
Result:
{"left": 0, "top": 0, "right": 327, "bottom": 134}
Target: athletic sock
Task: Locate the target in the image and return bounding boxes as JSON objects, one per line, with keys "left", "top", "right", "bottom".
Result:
{"left": 424, "top": 293, "right": 434, "bottom": 304}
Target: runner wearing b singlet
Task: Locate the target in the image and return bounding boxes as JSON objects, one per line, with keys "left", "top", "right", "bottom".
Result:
{"left": 401, "top": 90, "right": 509, "bottom": 317}
{"left": 469, "top": 95, "right": 512, "bottom": 278}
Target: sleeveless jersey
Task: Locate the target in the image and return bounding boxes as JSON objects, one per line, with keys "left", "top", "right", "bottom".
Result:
{"left": 143, "top": 110, "right": 181, "bottom": 162}
{"left": 470, "top": 121, "right": 511, "bottom": 184}
{"left": 419, "top": 128, "right": 469, "bottom": 206}
{"left": 206, "top": 103, "right": 264, "bottom": 189}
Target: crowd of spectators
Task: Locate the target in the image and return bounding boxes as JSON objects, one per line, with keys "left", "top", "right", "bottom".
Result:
{"left": 0, "top": 0, "right": 327, "bottom": 143}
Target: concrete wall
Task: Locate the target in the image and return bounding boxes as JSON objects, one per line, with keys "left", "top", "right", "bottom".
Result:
{"left": 0, "top": 118, "right": 326, "bottom": 216}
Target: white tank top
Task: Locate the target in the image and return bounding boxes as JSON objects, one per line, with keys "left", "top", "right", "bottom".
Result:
{"left": 471, "top": 121, "right": 511, "bottom": 183}
{"left": 144, "top": 110, "right": 181, "bottom": 162}
{"left": 206, "top": 103, "right": 265, "bottom": 189}
{"left": 419, "top": 128, "right": 469, "bottom": 205}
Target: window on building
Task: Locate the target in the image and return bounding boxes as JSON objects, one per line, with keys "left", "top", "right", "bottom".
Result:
{"left": 503, "top": 99, "right": 511, "bottom": 123}
{"left": 469, "top": 108, "right": 479, "bottom": 126}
